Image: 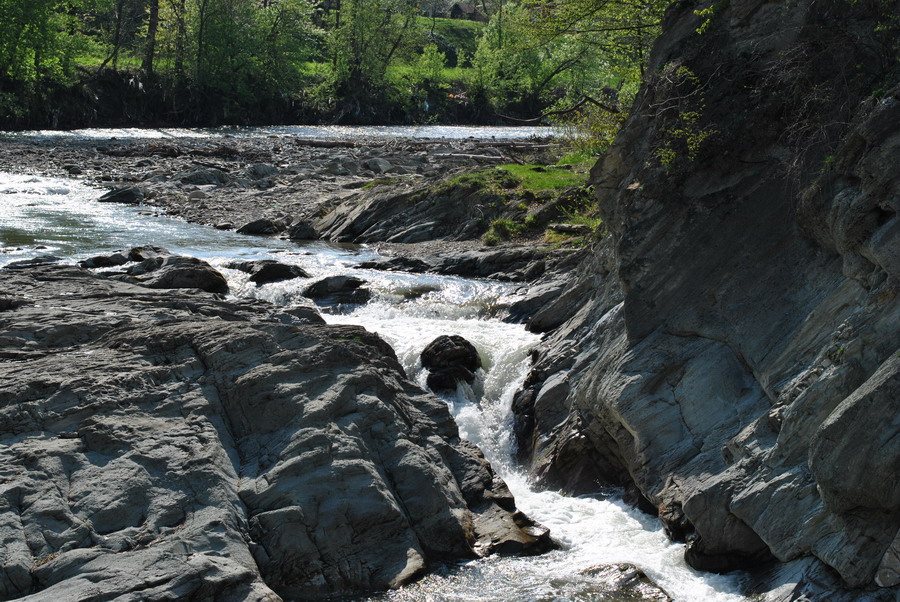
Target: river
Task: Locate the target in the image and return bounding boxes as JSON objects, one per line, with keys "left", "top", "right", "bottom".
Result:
{"left": 0, "top": 127, "right": 748, "bottom": 601}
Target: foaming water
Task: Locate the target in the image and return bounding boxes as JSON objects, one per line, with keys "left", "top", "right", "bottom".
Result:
{"left": 1, "top": 171, "right": 748, "bottom": 601}
{"left": 1, "top": 124, "right": 559, "bottom": 142}
{"left": 325, "top": 298, "right": 747, "bottom": 602}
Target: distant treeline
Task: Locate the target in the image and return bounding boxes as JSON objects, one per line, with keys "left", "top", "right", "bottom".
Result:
{"left": 0, "top": 0, "right": 668, "bottom": 131}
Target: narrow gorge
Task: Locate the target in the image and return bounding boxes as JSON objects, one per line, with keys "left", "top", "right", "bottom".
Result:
{"left": 1, "top": 0, "right": 898, "bottom": 600}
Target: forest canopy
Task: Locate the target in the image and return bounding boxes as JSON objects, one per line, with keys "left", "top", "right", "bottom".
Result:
{"left": 0, "top": 0, "right": 670, "bottom": 134}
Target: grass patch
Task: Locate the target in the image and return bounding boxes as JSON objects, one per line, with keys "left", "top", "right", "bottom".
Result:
{"left": 447, "top": 164, "right": 585, "bottom": 194}
{"left": 483, "top": 217, "right": 526, "bottom": 246}
{"left": 496, "top": 164, "right": 585, "bottom": 191}
{"left": 444, "top": 168, "right": 520, "bottom": 190}
{"left": 362, "top": 177, "right": 403, "bottom": 190}
{"left": 555, "top": 150, "right": 597, "bottom": 170}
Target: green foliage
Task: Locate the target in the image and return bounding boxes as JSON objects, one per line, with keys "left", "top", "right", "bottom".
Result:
{"left": 694, "top": 0, "right": 728, "bottom": 35}
{"left": 468, "top": 0, "right": 671, "bottom": 147}
{"left": 416, "top": 16, "right": 483, "bottom": 66}
{"left": 0, "top": 0, "right": 675, "bottom": 126}
{"left": 651, "top": 64, "right": 718, "bottom": 170}
{"left": 483, "top": 217, "right": 525, "bottom": 245}
{"left": 0, "top": 0, "right": 88, "bottom": 83}
{"left": 496, "top": 163, "right": 585, "bottom": 191}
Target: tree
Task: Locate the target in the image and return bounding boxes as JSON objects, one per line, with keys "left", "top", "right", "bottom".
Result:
{"left": 471, "top": 0, "right": 669, "bottom": 146}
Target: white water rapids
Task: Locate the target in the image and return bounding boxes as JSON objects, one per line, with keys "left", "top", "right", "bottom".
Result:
{"left": 0, "top": 167, "right": 749, "bottom": 601}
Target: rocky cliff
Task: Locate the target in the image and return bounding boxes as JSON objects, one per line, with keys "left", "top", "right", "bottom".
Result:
{"left": 0, "top": 264, "right": 548, "bottom": 600}
{"left": 513, "top": 0, "right": 900, "bottom": 598}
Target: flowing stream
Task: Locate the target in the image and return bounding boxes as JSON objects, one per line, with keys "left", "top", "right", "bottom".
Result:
{"left": 0, "top": 129, "right": 749, "bottom": 600}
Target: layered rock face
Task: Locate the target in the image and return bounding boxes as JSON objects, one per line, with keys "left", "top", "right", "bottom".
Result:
{"left": 514, "top": 0, "right": 899, "bottom": 597}
{"left": 0, "top": 265, "right": 547, "bottom": 600}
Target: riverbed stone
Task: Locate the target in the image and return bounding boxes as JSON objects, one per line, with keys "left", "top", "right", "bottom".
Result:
{"left": 179, "top": 167, "right": 231, "bottom": 186}
{"left": 79, "top": 252, "right": 129, "bottom": 268}
{"left": 287, "top": 220, "right": 318, "bottom": 241}
{"left": 3, "top": 255, "right": 64, "bottom": 269}
{"left": 237, "top": 218, "right": 286, "bottom": 235}
{"left": 225, "top": 258, "right": 310, "bottom": 285}
{"left": 302, "top": 275, "right": 371, "bottom": 306}
{"left": 109, "top": 249, "right": 229, "bottom": 294}
{"left": 364, "top": 158, "right": 393, "bottom": 174}
{"left": 98, "top": 185, "right": 145, "bottom": 204}
{"left": 421, "top": 335, "right": 482, "bottom": 392}
{"left": 0, "top": 264, "right": 547, "bottom": 600}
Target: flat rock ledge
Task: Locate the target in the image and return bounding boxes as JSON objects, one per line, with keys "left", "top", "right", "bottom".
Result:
{"left": 0, "top": 264, "right": 550, "bottom": 601}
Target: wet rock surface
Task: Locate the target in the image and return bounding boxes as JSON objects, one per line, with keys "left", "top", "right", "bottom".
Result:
{"left": 421, "top": 335, "right": 483, "bottom": 392}
{"left": 512, "top": 1, "right": 900, "bottom": 599}
{"left": 224, "top": 259, "right": 310, "bottom": 285}
{"left": 0, "top": 264, "right": 548, "bottom": 600}
{"left": 84, "top": 245, "right": 230, "bottom": 293}
{"left": 302, "top": 275, "right": 372, "bottom": 308}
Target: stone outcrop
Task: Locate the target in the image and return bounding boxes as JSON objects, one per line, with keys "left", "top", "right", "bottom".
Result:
{"left": 512, "top": 0, "right": 900, "bottom": 599}
{"left": 315, "top": 173, "right": 525, "bottom": 244}
{"left": 360, "top": 245, "right": 568, "bottom": 282}
{"left": 0, "top": 264, "right": 549, "bottom": 600}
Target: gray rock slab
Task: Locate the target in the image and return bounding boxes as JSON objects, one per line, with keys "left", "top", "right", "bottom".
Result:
{"left": 0, "top": 265, "right": 544, "bottom": 600}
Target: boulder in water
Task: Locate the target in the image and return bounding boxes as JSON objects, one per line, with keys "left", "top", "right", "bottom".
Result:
{"left": 79, "top": 252, "right": 129, "bottom": 269}
{"left": 237, "top": 218, "right": 286, "bottom": 236}
{"left": 102, "top": 247, "right": 229, "bottom": 294}
{"left": 288, "top": 220, "right": 319, "bottom": 241}
{"left": 225, "top": 259, "right": 309, "bottom": 285}
{"left": 98, "top": 186, "right": 145, "bottom": 204}
{"left": 302, "top": 275, "right": 371, "bottom": 307}
{"left": 421, "top": 335, "right": 482, "bottom": 392}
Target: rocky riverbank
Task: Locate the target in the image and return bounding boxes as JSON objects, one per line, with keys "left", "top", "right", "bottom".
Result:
{"left": 0, "top": 134, "right": 541, "bottom": 235}
{"left": 0, "top": 133, "right": 585, "bottom": 286}
{"left": 0, "top": 262, "right": 551, "bottom": 600}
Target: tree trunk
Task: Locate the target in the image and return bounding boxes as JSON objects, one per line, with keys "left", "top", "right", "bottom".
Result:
{"left": 142, "top": 0, "right": 159, "bottom": 76}
{"left": 173, "top": 0, "right": 187, "bottom": 82}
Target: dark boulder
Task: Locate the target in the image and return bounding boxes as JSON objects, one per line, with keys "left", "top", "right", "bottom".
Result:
{"left": 114, "top": 250, "right": 229, "bottom": 294}
{"left": 127, "top": 245, "right": 171, "bottom": 261}
{"left": 287, "top": 220, "right": 319, "bottom": 241}
{"left": 246, "top": 163, "right": 277, "bottom": 179}
{"left": 79, "top": 252, "right": 129, "bottom": 269}
{"left": 421, "top": 335, "right": 482, "bottom": 392}
{"left": 302, "top": 275, "right": 371, "bottom": 307}
{"left": 225, "top": 259, "right": 309, "bottom": 285}
{"left": 237, "top": 218, "right": 286, "bottom": 236}
{"left": 98, "top": 186, "right": 146, "bottom": 204}
{"left": 179, "top": 167, "right": 231, "bottom": 186}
